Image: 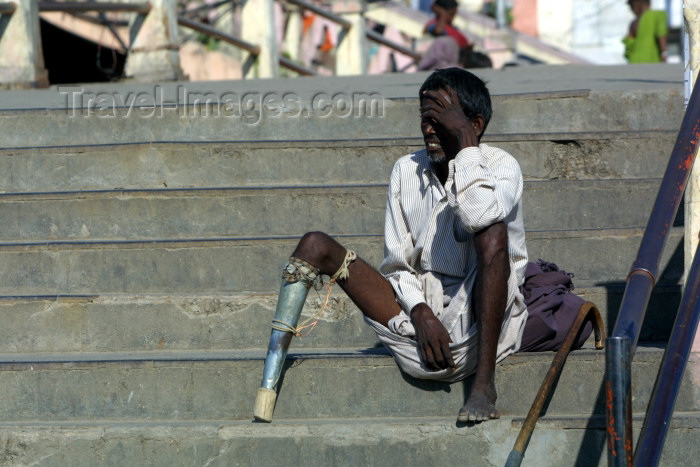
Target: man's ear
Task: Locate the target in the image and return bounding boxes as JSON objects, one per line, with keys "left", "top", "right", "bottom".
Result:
{"left": 472, "top": 115, "right": 486, "bottom": 138}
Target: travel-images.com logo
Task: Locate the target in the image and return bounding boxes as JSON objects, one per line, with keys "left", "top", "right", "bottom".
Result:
{"left": 59, "top": 85, "right": 385, "bottom": 124}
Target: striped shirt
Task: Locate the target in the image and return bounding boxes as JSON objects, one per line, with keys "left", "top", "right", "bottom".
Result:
{"left": 380, "top": 144, "right": 528, "bottom": 315}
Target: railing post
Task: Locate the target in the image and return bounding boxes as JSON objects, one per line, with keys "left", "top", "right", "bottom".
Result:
{"left": 684, "top": 2, "right": 700, "bottom": 281}
{"left": 0, "top": 0, "right": 48, "bottom": 88}
{"left": 332, "top": 0, "right": 367, "bottom": 76}
{"left": 635, "top": 242, "right": 700, "bottom": 466}
{"left": 606, "top": 336, "right": 633, "bottom": 467}
{"left": 283, "top": 3, "right": 302, "bottom": 65}
{"left": 124, "top": 0, "right": 184, "bottom": 81}
{"left": 241, "top": 0, "right": 279, "bottom": 78}
{"left": 683, "top": 2, "right": 700, "bottom": 362}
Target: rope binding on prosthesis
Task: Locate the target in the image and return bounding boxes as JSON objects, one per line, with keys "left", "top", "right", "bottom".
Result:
{"left": 271, "top": 250, "right": 357, "bottom": 337}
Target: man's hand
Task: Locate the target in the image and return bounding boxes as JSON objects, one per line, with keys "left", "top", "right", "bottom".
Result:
{"left": 411, "top": 303, "right": 456, "bottom": 371}
{"left": 420, "top": 87, "right": 480, "bottom": 159}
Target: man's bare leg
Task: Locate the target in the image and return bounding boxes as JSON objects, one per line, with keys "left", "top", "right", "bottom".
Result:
{"left": 459, "top": 222, "right": 509, "bottom": 422}
{"left": 254, "top": 231, "right": 400, "bottom": 422}
{"left": 291, "top": 231, "right": 400, "bottom": 326}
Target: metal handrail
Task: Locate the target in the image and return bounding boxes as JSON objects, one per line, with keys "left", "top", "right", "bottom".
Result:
{"left": 0, "top": 2, "right": 15, "bottom": 15}
{"left": 38, "top": 1, "right": 151, "bottom": 14}
{"left": 634, "top": 243, "right": 700, "bottom": 466}
{"left": 286, "top": 0, "right": 352, "bottom": 30}
{"left": 365, "top": 29, "right": 421, "bottom": 61}
{"left": 279, "top": 56, "right": 316, "bottom": 76}
{"left": 605, "top": 78, "right": 700, "bottom": 466}
{"left": 178, "top": 16, "right": 316, "bottom": 76}
{"left": 177, "top": 15, "right": 261, "bottom": 56}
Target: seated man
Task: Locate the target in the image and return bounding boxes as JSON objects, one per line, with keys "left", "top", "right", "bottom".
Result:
{"left": 255, "top": 68, "right": 528, "bottom": 424}
{"left": 423, "top": 0, "right": 470, "bottom": 50}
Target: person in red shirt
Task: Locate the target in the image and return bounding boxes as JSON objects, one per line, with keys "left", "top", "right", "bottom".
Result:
{"left": 423, "top": 0, "right": 469, "bottom": 49}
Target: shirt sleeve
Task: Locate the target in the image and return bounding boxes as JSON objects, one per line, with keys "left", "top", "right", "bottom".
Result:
{"left": 656, "top": 11, "right": 668, "bottom": 37}
{"left": 445, "top": 146, "right": 523, "bottom": 234}
{"left": 379, "top": 163, "right": 426, "bottom": 313}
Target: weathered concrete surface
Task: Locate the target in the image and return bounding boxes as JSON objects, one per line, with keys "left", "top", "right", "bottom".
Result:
{"left": 0, "top": 347, "right": 693, "bottom": 421}
{"left": 0, "top": 63, "right": 684, "bottom": 110}
{"left": 0, "top": 89, "right": 683, "bottom": 148}
{"left": 0, "top": 228, "right": 683, "bottom": 295}
{"left": 122, "top": 0, "right": 183, "bottom": 82}
{"left": 0, "top": 64, "right": 692, "bottom": 464}
{"left": 0, "top": 0, "right": 48, "bottom": 89}
{"left": 0, "top": 283, "right": 680, "bottom": 354}
{"left": 0, "top": 179, "right": 668, "bottom": 242}
{"left": 0, "top": 64, "right": 685, "bottom": 148}
{"left": 684, "top": 0, "right": 700, "bottom": 291}
{"left": 239, "top": 0, "right": 278, "bottom": 79}
{"left": 0, "top": 132, "right": 675, "bottom": 192}
{"left": 0, "top": 415, "right": 698, "bottom": 467}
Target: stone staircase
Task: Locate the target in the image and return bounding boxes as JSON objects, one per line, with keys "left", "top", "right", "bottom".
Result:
{"left": 0, "top": 64, "right": 697, "bottom": 466}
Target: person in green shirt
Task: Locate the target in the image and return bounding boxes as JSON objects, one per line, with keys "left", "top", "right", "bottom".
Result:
{"left": 623, "top": 0, "right": 668, "bottom": 63}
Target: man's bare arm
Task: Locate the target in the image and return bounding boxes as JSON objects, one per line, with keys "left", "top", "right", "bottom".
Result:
{"left": 458, "top": 221, "right": 509, "bottom": 422}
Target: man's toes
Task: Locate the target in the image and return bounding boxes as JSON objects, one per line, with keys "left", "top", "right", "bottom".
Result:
{"left": 458, "top": 406, "right": 499, "bottom": 423}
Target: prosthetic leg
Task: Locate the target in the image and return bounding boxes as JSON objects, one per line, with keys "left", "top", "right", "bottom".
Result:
{"left": 253, "top": 257, "right": 320, "bottom": 422}
{"left": 254, "top": 251, "right": 356, "bottom": 422}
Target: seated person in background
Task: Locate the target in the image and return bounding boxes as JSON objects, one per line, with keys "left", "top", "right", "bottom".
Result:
{"left": 623, "top": 0, "right": 668, "bottom": 63}
{"left": 423, "top": 0, "right": 492, "bottom": 69}
{"left": 424, "top": 0, "right": 469, "bottom": 50}
{"left": 417, "top": 36, "right": 461, "bottom": 70}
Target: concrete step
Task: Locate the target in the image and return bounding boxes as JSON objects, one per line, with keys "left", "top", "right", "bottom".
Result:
{"left": 0, "top": 178, "right": 669, "bottom": 242}
{"left": 0, "top": 70, "right": 682, "bottom": 148}
{"left": 0, "top": 228, "right": 682, "bottom": 295}
{"left": 0, "top": 413, "right": 697, "bottom": 467}
{"left": 0, "top": 346, "right": 695, "bottom": 422}
{"left": 0, "top": 132, "right": 675, "bottom": 192}
{"left": 0, "top": 284, "right": 680, "bottom": 354}
{"left": 0, "top": 64, "right": 682, "bottom": 112}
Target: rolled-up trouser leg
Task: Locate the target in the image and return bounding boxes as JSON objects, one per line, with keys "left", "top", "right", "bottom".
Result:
{"left": 254, "top": 259, "right": 317, "bottom": 422}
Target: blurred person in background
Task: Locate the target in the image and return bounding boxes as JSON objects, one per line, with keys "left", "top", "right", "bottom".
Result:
{"left": 422, "top": 0, "right": 492, "bottom": 69}
{"left": 623, "top": 0, "right": 668, "bottom": 63}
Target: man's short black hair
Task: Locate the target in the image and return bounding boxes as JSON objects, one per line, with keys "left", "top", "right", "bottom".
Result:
{"left": 419, "top": 67, "right": 492, "bottom": 135}
{"left": 435, "top": 0, "right": 459, "bottom": 9}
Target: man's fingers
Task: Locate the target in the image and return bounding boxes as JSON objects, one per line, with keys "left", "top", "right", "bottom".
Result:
{"left": 442, "top": 339, "right": 456, "bottom": 369}
{"left": 446, "top": 87, "right": 459, "bottom": 106}
{"left": 428, "top": 337, "right": 454, "bottom": 370}
{"left": 419, "top": 101, "right": 441, "bottom": 117}
{"left": 423, "top": 344, "right": 438, "bottom": 371}
{"left": 437, "top": 341, "right": 455, "bottom": 370}
{"left": 422, "top": 89, "right": 448, "bottom": 108}
{"left": 419, "top": 342, "right": 428, "bottom": 368}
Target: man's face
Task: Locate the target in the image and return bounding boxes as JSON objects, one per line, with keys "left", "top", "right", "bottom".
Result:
{"left": 420, "top": 87, "right": 454, "bottom": 164}
{"left": 421, "top": 113, "right": 445, "bottom": 163}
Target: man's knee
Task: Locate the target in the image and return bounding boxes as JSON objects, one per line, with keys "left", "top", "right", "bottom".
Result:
{"left": 474, "top": 222, "right": 509, "bottom": 269}
{"left": 298, "top": 231, "right": 332, "bottom": 249}
{"left": 293, "top": 231, "right": 338, "bottom": 266}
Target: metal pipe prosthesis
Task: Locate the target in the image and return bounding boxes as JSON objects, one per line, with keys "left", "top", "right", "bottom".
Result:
{"left": 253, "top": 278, "right": 311, "bottom": 422}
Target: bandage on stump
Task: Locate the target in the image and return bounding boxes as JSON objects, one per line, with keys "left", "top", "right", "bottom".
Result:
{"left": 253, "top": 251, "right": 355, "bottom": 422}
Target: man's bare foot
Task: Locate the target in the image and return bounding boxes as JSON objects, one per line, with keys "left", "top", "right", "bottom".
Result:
{"left": 457, "top": 386, "right": 499, "bottom": 422}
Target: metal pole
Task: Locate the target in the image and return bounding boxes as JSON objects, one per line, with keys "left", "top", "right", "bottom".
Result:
{"left": 496, "top": 0, "right": 507, "bottom": 29}
{"left": 634, "top": 243, "right": 700, "bottom": 466}
{"left": 606, "top": 336, "right": 633, "bottom": 467}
